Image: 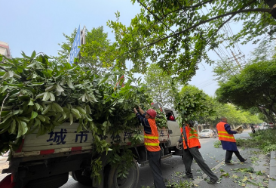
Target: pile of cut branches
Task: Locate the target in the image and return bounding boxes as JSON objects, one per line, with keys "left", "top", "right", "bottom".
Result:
{"left": 0, "top": 52, "right": 166, "bottom": 180}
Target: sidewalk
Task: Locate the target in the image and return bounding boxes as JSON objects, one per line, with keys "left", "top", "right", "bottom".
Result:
{"left": 269, "top": 151, "right": 276, "bottom": 188}
{"left": 165, "top": 147, "right": 276, "bottom": 188}
{"left": 194, "top": 148, "right": 274, "bottom": 188}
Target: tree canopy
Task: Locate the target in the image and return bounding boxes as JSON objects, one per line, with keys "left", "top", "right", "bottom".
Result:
{"left": 107, "top": 0, "right": 276, "bottom": 82}
{"left": 144, "top": 63, "right": 176, "bottom": 107}
{"left": 173, "top": 84, "right": 214, "bottom": 124}
{"left": 216, "top": 59, "right": 276, "bottom": 123}
{"left": 214, "top": 103, "right": 262, "bottom": 125}
{"left": 172, "top": 84, "right": 262, "bottom": 126}
{"left": 58, "top": 26, "right": 118, "bottom": 74}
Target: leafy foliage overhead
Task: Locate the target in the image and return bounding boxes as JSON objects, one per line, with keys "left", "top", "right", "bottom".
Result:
{"left": 107, "top": 0, "right": 276, "bottom": 82}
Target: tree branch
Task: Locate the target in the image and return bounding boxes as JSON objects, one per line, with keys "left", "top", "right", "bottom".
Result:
{"left": 141, "top": 8, "right": 271, "bottom": 49}
{"left": 0, "top": 66, "right": 7, "bottom": 72}
{"left": 207, "top": 13, "right": 236, "bottom": 45}
{"left": 137, "top": 0, "right": 173, "bottom": 33}
{"left": 171, "top": 0, "right": 216, "bottom": 15}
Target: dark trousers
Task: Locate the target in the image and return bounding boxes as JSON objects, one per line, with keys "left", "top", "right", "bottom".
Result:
{"left": 182, "top": 147, "right": 218, "bottom": 181}
{"left": 147, "top": 150, "right": 166, "bottom": 188}
{"left": 225, "top": 150, "right": 245, "bottom": 163}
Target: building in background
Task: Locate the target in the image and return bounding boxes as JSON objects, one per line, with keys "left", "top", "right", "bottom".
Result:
{"left": 0, "top": 41, "right": 11, "bottom": 59}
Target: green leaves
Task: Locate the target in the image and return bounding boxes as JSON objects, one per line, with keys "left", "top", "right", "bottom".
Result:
{"left": 30, "top": 111, "right": 38, "bottom": 119}
{"left": 17, "top": 120, "right": 28, "bottom": 138}
{"left": 42, "top": 92, "right": 51, "bottom": 101}
{"left": 216, "top": 59, "right": 276, "bottom": 123}
{"left": 0, "top": 51, "right": 153, "bottom": 184}
{"left": 67, "top": 79, "right": 74, "bottom": 89}
{"left": 56, "top": 84, "right": 64, "bottom": 92}
{"left": 173, "top": 85, "right": 212, "bottom": 125}
{"left": 105, "top": 0, "right": 276, "bottom": 82}
{"left": 155, "top": 108, "right": 167, "bottom": 128}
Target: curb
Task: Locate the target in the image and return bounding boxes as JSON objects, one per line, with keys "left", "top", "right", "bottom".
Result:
{"left": 269, "top": 151, "right": 276, "bottom": 188}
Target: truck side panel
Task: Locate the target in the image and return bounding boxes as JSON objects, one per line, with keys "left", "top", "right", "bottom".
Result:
{"left": 13, "top": 124, "right": 169, "bottom": 158}
{"left": 13, "top": 123, "right": 93, "bottom": 157}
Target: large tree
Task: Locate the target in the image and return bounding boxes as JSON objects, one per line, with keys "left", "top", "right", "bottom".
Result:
{"left": 174, "top": 84, "right": 262, "bottom": 126}
{"left": 214, "top": 103, "right": 262, "bottom": 126}
{"left": 80, "top": 26, "right": 116, "bottom": 73}
{"left": 57, "top": 29, "right": 77, "bottom": 62}
{"left": 216, "top": 59, "right": 276, "bottom": 123}
{"left": 107, "top": 0, "right": 276, "bottom": 82}
{"left": 57, "top": 26, "right": 117, "bottom": 74}
{"left": 144, "top": 63, "right": 176, "bottom": 107}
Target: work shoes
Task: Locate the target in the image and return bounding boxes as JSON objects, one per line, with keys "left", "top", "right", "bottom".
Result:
{"left": 241, "top": 158, "right": 247, "bottom": 162}
{"left": 207, "top": 178, "right": 219, "bottom": 184}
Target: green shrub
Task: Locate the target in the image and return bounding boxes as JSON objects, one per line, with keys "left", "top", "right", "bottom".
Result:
{"left": 263, "top": 144, "right": 276, "bottom": 153}
{"left": 235, "top": 129, "right": 276, "bottom": 153}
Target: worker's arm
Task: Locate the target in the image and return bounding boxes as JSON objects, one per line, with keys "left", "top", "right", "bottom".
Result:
{"left": 225, "top": 124, "right": 237, "bottom": 134}
{"left": 134, "top": 108, "right": 152, "bottom": 134}
{"left": 138, "top": 107, "right": 145, "bottom": 115}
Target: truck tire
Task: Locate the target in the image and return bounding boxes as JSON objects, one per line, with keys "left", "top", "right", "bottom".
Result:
{"left": 26, "top": 173, "right": 68, "bottom": 188}
{"left": 107, "top": 159, "right": 139, "bottom": 188}
{"left": 72, "top": 169, "right": 92, "bottom": 186}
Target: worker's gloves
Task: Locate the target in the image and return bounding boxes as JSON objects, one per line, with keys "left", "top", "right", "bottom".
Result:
{"left": 176, "top": 141, "right": 182, "bottom": 150}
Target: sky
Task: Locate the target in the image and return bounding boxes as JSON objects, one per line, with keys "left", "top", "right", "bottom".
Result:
{"left": 0, "top": 0, "right": 258, "bottom": 96}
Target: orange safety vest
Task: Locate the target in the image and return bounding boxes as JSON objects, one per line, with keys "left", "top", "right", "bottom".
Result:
{"left": 180, "top": 125, "right": 201, "bottom": 149}
{"left": 216, "top": 122, "right": 236, "bottom": 142}
{"left": 144, "top": 118, "right": 160, "bottom": 152}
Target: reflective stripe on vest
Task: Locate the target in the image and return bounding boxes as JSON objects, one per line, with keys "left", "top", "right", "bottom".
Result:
{"left": 144, "top": 142, "right": 159, "bottom": 146}
{"left": 144, "top": 135, "right": 159, "bottom": 139}
{"left": 180, "top": 125, "right": 201, "bottom": 149}
{"left": 144, "top": 118, "right": 160, "bottom": 152}
{"left": 216, "top": 122, "right": 236, "bottom": 142}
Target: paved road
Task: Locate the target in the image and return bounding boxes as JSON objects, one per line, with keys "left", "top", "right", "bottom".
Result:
{"left": 61, "top": 130, "right": 260, "bottom": 188}
{"left": 2, "top": 130, "right": 270, "bottom": 187}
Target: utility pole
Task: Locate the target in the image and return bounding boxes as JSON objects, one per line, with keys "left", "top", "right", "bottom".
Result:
{"left": 230, "top": 50, "right": 243, "bottom": 70}
{"left": 226, "top": 50, "right": 245, "bottom": 70}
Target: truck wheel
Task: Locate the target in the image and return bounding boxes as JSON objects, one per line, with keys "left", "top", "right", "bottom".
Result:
{"left": 107, "top": 159, "right": 139, "bottom": 188}
{"left": 26, "top": 173, "right": 68, "bottom": 188}
{"left": 72, "top": 169, "right": 92, "bottom": 186}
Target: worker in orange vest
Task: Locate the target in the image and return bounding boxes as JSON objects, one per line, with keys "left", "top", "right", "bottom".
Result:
{"left": 177, "top": 120, "right": 219, "bottom": 184}
{"left": 134, "top": 107, "right": 166, "bottom": 188}
{"left": 216, "top": 117, "right": 247, "bottom": 165}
